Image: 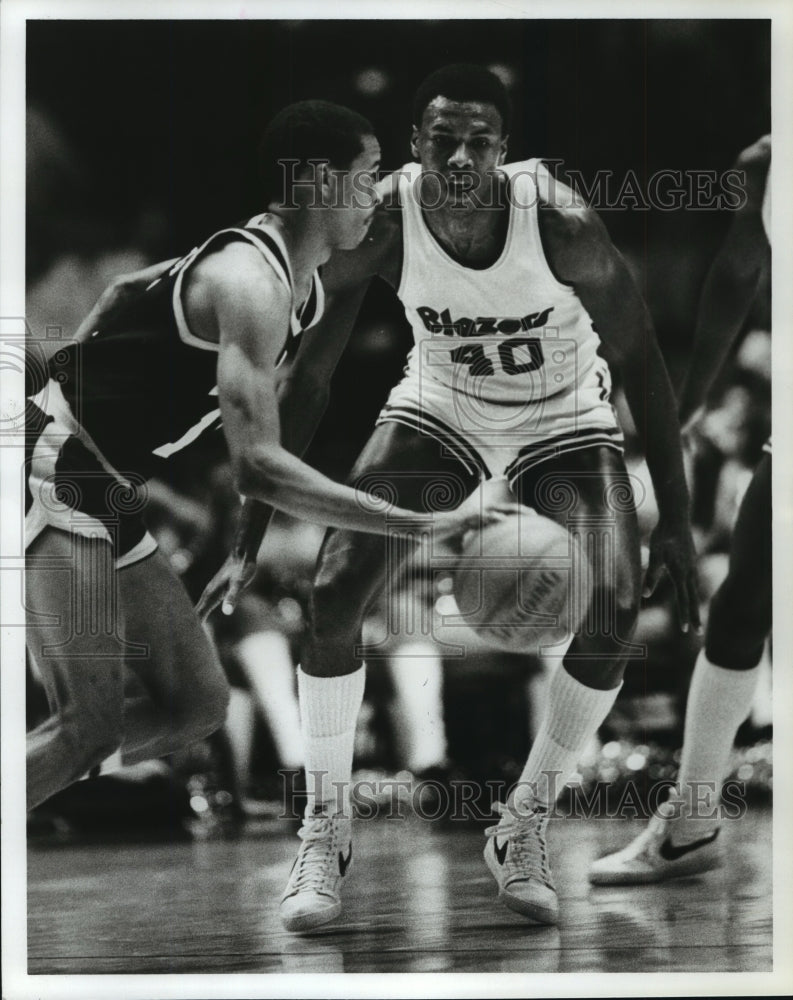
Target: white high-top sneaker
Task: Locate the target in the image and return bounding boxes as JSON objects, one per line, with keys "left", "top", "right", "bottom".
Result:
{"left": 280, "top": 809, "right": 353, "bottom": 932}
{"left": 588, "top": 799, "right": 724, "bottom": 885}
{"left": 484, "top": 800, "right": 559, "bottom": 925}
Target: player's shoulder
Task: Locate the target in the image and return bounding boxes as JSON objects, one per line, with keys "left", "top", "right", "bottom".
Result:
{"left": 375, "top": 166, "right": 406, "bottom": 209}
{"left": 186, "top": 238, "right": 291, "bottom": 319}
{"left": 733, "top": 135, "right": 771, "bottom": 207}
{"left": 529, "top": 160, "right": 601, "bottom": 243}
{"left": 194, "top": 239, "right": 287, "bottom": 294}
{"left": 736, "top": 134, "right": 771, "bottom": 171}
{"left": 503, "top": 158, "right": 587, "bottom": 207}
{"left": 373, "top": 167, "right": 406, "bottom": 242}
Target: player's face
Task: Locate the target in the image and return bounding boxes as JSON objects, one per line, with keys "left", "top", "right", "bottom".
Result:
{"left": 327, "top": 134, "right": 382, "bottom": 250}
{"left": 411, "top": 98, "right": 508, "bottom": 207}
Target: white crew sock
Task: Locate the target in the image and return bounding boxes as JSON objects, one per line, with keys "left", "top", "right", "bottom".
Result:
{"left": 236, "top": 632, "right": 304, "bottom": 768}
{"left": 514, "top": 666, "right": 621, "bottom": 810}
{"left": 388, "top": 642, "right": 447, "bottom": 773}
{"left": 673, "top": 649, "right": 760, "bottom": 839}
{"left": 297, "top": 665, "right": 366, "bottom": 816}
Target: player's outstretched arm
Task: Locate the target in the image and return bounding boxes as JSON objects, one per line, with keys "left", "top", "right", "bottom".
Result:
{"left": 196, "top": 290, "right": 368, "bottom": 619}
{"left": 198, "top": 208, "right": 399, "bottom": 618}
{"left": 540, "top": 200, "right": 700, "bottom": 633}
{"left": 677, "top": 137, "right": 770, "bottom": 428}
{"left": 199, "top": 246, "right": 517, "bottom": 542}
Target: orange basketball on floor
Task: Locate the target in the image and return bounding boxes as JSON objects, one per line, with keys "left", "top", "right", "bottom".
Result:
{"left": 453, "top": 510, "right": 591, "bottom": 654}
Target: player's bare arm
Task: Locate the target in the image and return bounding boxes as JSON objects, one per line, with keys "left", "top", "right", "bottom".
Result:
{"left": 185, "top": 241, "right": 389, "bottom": 529}
{"left": 677, "top": 136, "right": 771, "bottom": 427}
{"left": 184, "top": 243, "right": 513, "bottom": 552}
{"left": 198, "top": 195, "right": 404, "bottom": 617}
{"left": 538, "top": 191, "right": 700, "bottom": 632}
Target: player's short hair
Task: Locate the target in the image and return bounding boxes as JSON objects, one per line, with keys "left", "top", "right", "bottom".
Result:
{"left": 413, "top": 64, "right": 512, "bottom": 134}
{"left": 258, "top": 100, "right": 375, "bottom": 202}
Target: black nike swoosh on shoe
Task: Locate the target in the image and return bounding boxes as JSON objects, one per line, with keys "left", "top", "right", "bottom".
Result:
{"left": 658, "top": 827, "right": 720, "bottom": 862}
{"left": 338, "top": 845, "right": 352, "bottom": 876}
{"left": 494, "top": 837, "right": 509, "bottom": 865}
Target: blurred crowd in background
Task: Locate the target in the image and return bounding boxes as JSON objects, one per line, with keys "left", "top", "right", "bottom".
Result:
{"left": 24, "top": 19, "right": 772, "bottom": 836}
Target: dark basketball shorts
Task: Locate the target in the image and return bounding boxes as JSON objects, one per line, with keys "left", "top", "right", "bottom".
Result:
{"left": 25, "top": 381, "right": 158, "bottom": 568}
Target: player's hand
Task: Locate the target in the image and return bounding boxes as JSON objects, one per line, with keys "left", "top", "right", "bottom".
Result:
{"left": 642, "top": 517, "right": 702, "bottom": 635}
{"left": 195, "top": 550, "right": 257, "bottom": 621}
{"left": 72, "top": 258, "right": 178, "bottom": 342}
{"left": 432, "top": 494, "right": 522, "bottom": 549}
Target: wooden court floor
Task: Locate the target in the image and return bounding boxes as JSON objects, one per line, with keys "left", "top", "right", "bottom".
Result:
{"left": 27, "top": 807, "right": 772, "bottom": 975}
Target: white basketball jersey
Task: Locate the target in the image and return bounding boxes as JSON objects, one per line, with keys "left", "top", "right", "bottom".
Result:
{"left": 396, "top": 159, "right": 606, "bottom": 406}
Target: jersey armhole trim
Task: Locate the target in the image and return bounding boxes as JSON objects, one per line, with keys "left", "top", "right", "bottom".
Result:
{"left": 172, "top": 228, "right": 293, "bottom": 351}
{"left": 529, "top": 162, "right": 581, "bottom": 294}
{"left": 395, "top": 166, "right": 414, "bottom": 302}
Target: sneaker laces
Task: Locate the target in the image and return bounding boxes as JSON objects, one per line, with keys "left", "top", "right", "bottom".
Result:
{"left": 289, "top": 815, "right": 337, "bottom": 893}
{"left": 485, "top": 800, "right": 553, "bottom": 888}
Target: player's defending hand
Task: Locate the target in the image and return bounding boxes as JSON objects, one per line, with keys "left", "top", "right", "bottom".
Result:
{"left": 643, "top": 517, "right": 702, "bottom": 635}
{"left": 196, "top": 549, "right": 258, "bottom": 621}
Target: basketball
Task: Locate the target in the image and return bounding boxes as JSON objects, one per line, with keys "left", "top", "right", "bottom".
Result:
{"left": 453, "top": 509, "right": 591, "bottom": 654}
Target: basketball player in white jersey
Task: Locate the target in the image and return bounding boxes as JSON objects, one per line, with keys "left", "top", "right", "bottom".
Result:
{"left": 114, "top": 66, "right": 699, "bottom": 928}
{"left": 24, "top": 100, "right": 511, "bottom": 812}
{"left": 589, "top": 135, "right": 772, "bottom": 885}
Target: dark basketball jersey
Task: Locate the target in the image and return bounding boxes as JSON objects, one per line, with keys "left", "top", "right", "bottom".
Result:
{"left": 49, "top": 215, "right": 324, "bottom": 480}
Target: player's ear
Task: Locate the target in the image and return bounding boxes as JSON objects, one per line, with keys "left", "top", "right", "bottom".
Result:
{"left": 410, "top": 126, "right": 420, "bottom": 161}
{"left": 317, "top": 161, "right": 333, "bottom": 204}
{"left": 497, "top": 135, "right": 509, "bottom": 166}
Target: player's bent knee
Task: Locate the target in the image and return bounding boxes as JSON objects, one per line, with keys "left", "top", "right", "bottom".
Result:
{"left": 709, "top": 579, "right": 769, "bottom": 637}
{"left": 705, "top": 633, "right": 766, "bottom": 672}
{"left": 705, "top": 584, "right": 769, "bottom": 670}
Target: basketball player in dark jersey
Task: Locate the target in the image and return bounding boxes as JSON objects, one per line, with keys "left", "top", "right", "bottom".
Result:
{"left": 25, "top": 100, "right": 514, "bottom": 812}
{"left": 590, "top": 135, "right": 772, "bottom": 884}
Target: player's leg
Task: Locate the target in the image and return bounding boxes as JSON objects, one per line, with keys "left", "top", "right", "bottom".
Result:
{"left": 677, "top": 452, "right": 771, "bottom": 817}
{"left": 114, "top": 547, "right": 230, "bottom": 763}
{"left": 300, "top": 420, "right": 478, "bottom": 804}
{"left": 24, "top": 398, "right": 227, "bottom": 801}
{"left": 513, "top": 444, "right": 642, "bottom": 803}
{"left": 26, "top": 529, "right": 126, "bottom": 810}
{"left": 26, "top": 530, "right": 229, "bottom": 809}
{"left": 281, "top": 420, "right": 478, "bottom": 932}
{"left": 589, "top": 453, "right": 771, "bottom": 885}
{"left": 483, "top": 446, "right": 642, "bottom": 922}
